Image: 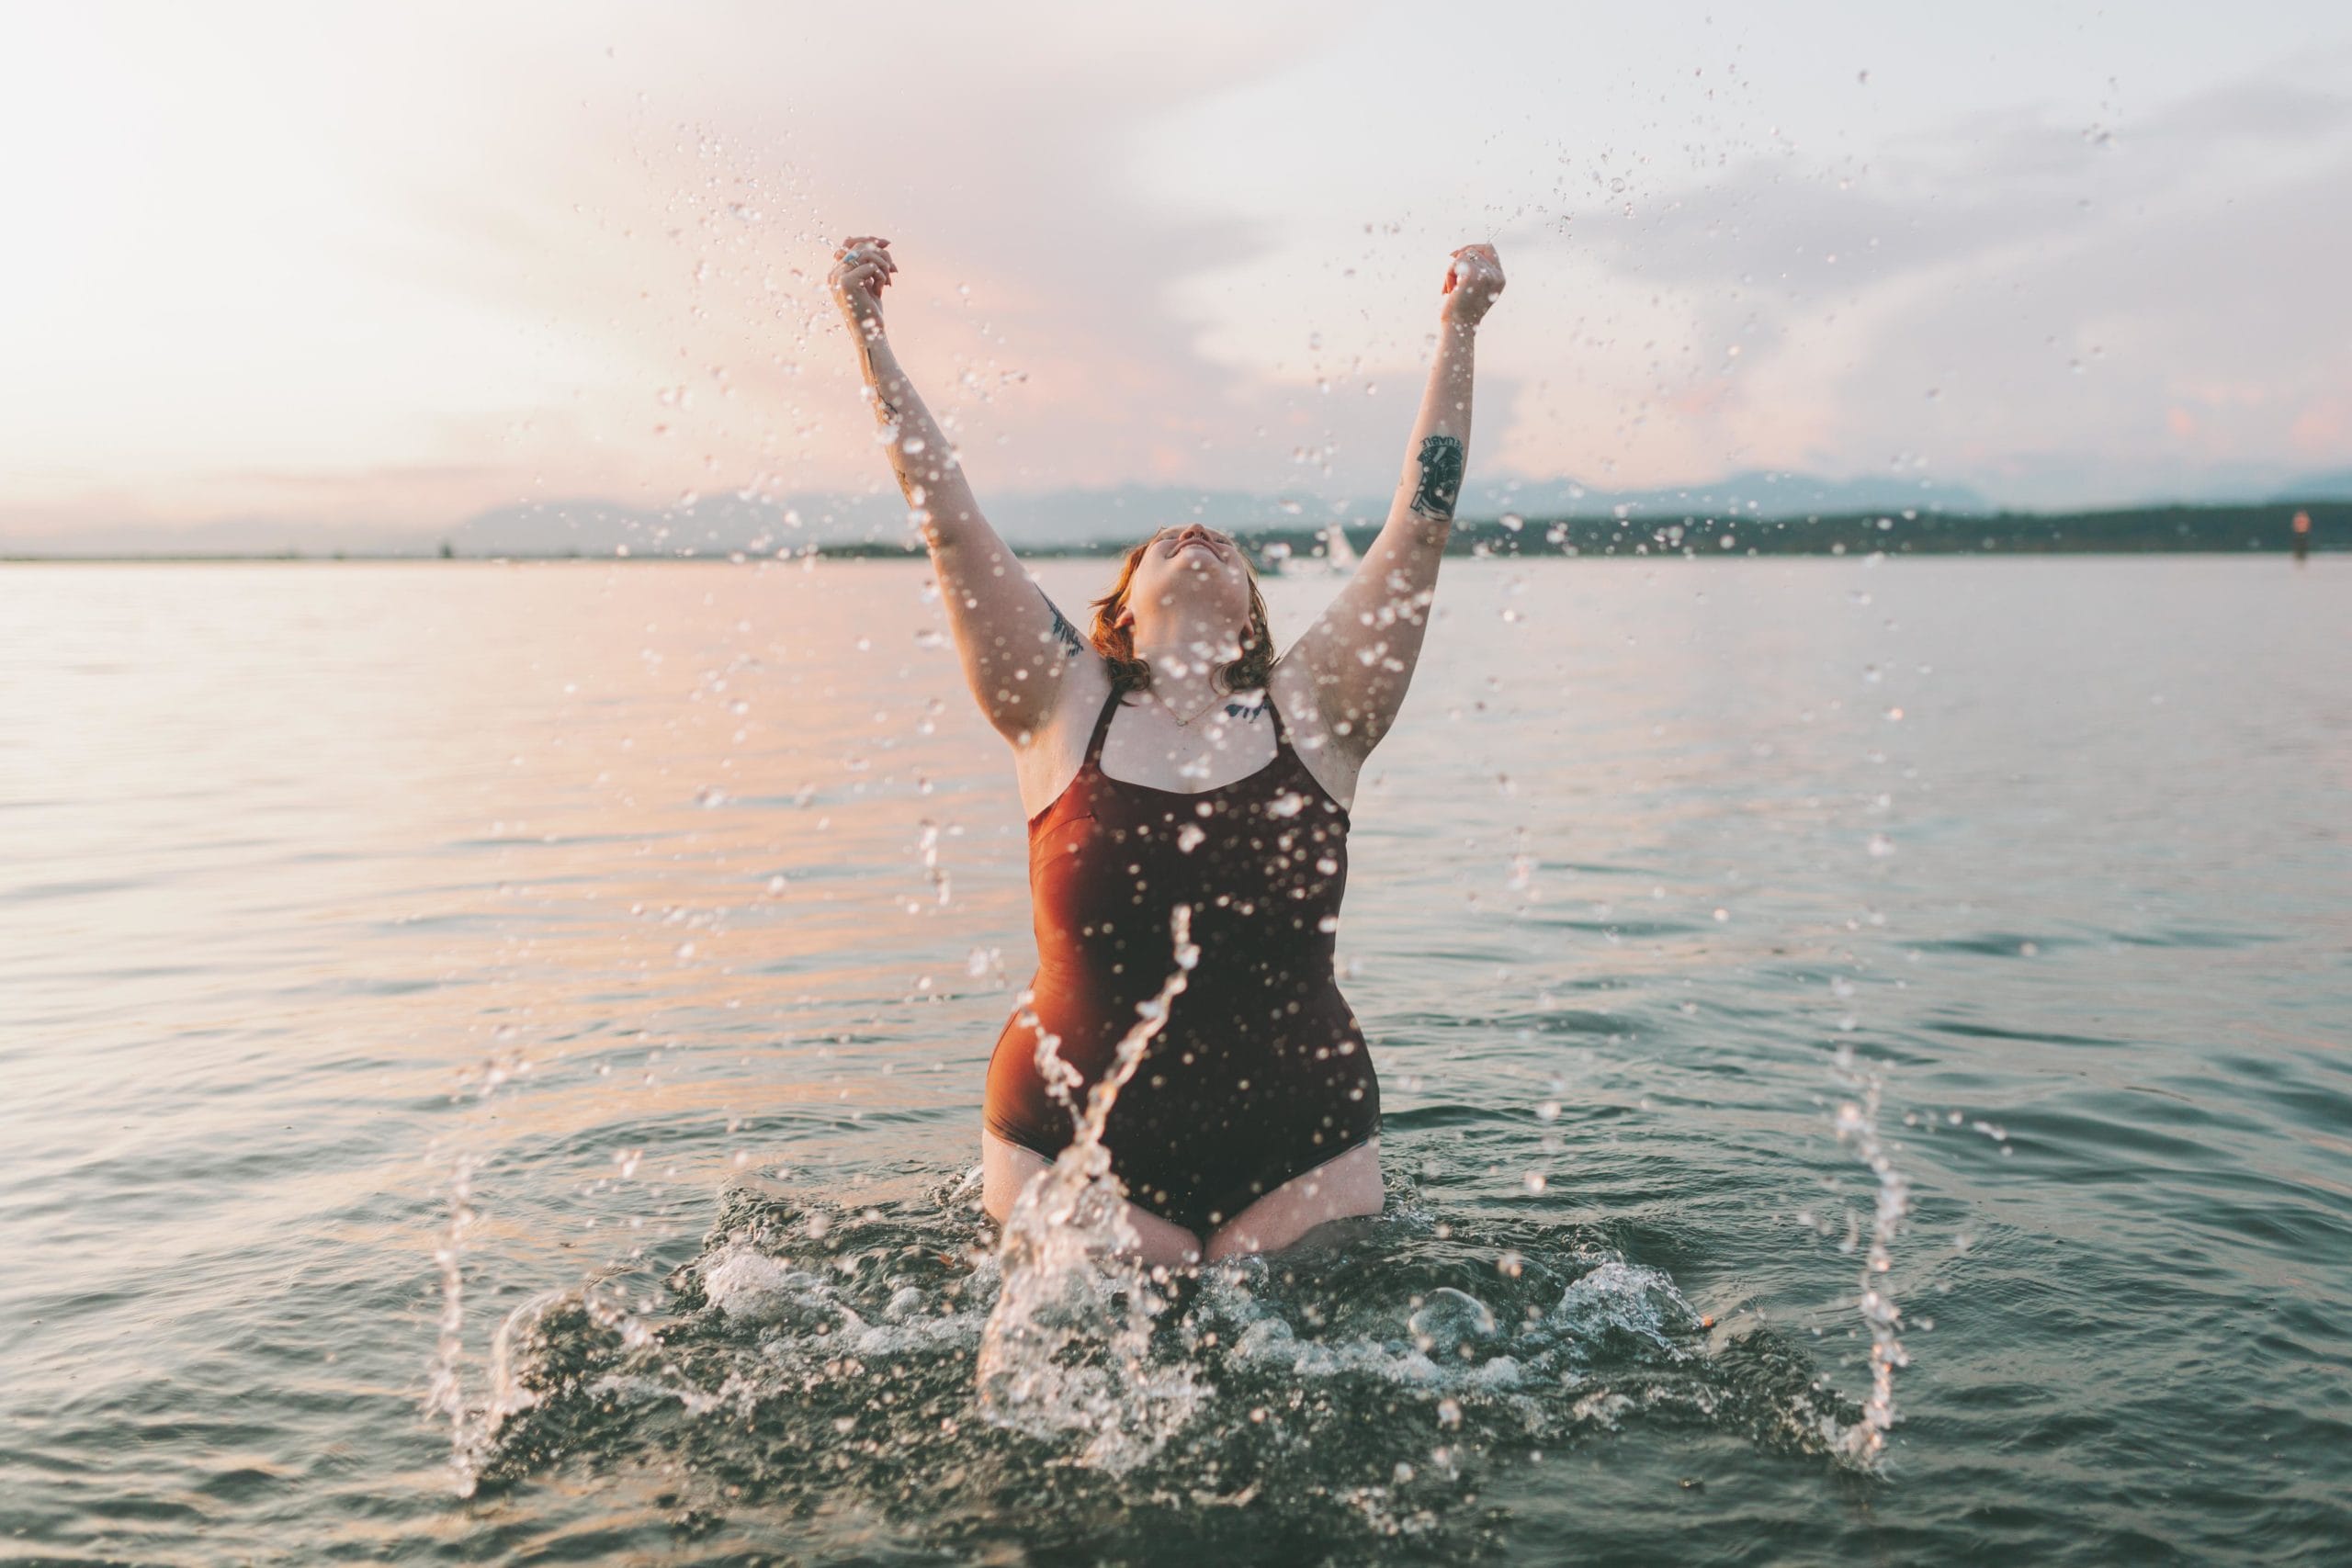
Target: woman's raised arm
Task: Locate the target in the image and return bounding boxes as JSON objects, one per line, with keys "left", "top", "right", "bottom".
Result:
{"left": 1280, "top": 244, "right": 1505, "bottom": 758}
{"left": 829, "top": 237, "right": 1096, "bottom": 743}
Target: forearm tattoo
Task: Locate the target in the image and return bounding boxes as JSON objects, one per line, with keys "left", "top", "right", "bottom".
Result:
{"left": 1410, "top": 434, "right": 1464, "bottom": 520}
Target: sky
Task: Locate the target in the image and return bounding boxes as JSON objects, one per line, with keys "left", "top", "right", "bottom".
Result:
{"left": 2, "top": 0, "right": 2348, "bottom": 545}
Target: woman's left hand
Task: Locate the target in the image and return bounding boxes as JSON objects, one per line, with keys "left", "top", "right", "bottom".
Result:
{"left": 1441, "top": 243, "right": 1505, "bottom": 328}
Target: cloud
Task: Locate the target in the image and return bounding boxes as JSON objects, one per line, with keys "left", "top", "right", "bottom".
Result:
{"left": 1546, "top": 62, "right": 2352, "bottom": 503}
{"left": 6, "top": 5, "right": 2351, "bottom": 537}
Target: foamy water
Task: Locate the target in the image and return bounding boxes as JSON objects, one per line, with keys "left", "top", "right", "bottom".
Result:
{"left": 4, "top": 555, "right": 2347, "bottom": 1562}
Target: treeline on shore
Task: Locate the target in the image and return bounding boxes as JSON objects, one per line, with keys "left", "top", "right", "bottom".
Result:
{"left": 820, "top": 500, "right": 2342, "bottom": 561}
{"left": 9, "top": 500, "right": 2338, "bottom": 563}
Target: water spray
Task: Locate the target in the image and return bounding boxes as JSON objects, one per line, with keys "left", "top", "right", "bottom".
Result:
{"left": 1828, "top": 1043, "right": 1912, "bottom": 1467}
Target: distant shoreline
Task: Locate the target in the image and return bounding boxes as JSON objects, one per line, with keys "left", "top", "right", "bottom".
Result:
{"left": 4, "top": 501, "right": 2338, "bottom": 563}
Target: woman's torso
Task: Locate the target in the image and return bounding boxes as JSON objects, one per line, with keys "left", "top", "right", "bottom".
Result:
{"left": 983, "top": 683, "right": 1381, "bottom": 1233}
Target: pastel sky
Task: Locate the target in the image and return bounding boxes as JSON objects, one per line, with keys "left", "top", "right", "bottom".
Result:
{"left": 4, "top": 0, "right": 2347, "bottom": 542}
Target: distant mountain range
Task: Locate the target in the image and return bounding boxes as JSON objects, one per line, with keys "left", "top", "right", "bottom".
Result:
{"left": 7, "top": 467, "right": 2347, "bottom": 558}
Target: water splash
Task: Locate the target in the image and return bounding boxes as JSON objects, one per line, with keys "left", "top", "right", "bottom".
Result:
{"left": 459, "top": 1160, "right": 1864, "bottom": 1553}
{"left": 1826, "top": 1043, "right": 1913, "bottom": 1468}
{"left": 425, "top": 1154, "right": 485, "bottom": 1495}
{"left": 976, "top": 905, "right": 1209, "bottom": 1471}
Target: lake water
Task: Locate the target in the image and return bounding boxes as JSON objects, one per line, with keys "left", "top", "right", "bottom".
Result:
{"left": 4, "top": 554, "right": 2346, "bottom": 1565}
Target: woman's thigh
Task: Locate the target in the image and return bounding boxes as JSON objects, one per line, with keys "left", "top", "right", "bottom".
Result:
{"left": 979, "top": 1130, "right": 1203, "bottom": 1268}
{"left": 1204, "top": 1136, "right": 1384, "bottom": 1262}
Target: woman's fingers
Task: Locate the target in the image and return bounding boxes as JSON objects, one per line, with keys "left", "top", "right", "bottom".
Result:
{"left": 836, "top": 260, "right": 888, "bottom": 299}
{"left": 1444, "top": 244, "right": 1502, "bottom": 293}
{"left": 836, "top": 246, "right": 899, "bottom": 290}
{"left": 1438, "top": 244, "right": 1503, "bottom": 321}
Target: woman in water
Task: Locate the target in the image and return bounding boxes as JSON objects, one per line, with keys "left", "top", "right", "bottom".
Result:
{"left": 829, "top": 234, "right": 1504, "bottom": 1268}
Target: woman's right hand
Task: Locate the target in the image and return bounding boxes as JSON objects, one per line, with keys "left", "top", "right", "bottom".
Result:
{"left": 829, "top": 235, "right": 897, "bottom": 332}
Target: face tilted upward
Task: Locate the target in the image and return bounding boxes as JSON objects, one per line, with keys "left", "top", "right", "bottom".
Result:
{"left": 1120, "top": 525, "right": 1253, "bottom": 645}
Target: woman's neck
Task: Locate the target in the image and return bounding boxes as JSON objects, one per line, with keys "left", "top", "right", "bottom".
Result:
{"left": 1131, "top": 626, "right": 1232, "bottom": 713}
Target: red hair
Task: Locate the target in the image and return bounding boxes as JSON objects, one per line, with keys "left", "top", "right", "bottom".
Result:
{"left": 1088, "top": 539, "right": 1273, "bottom": 697}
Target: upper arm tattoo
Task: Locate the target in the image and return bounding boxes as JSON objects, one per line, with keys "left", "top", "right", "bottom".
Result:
{"left": 1409, "top": 434, "right": 1465, "bottom": 520}
{"left": 1039, "top": 591, "right": 1086, "bottom": 656}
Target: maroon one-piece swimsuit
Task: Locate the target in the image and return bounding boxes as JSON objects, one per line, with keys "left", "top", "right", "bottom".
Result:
{"left": 982, "top": 685, "right": 1382, "bottom": 1235}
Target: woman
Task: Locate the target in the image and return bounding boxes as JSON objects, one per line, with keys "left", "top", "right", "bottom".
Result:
{"left": 829, "top": 233, "right": 1504, "bottom": 1267}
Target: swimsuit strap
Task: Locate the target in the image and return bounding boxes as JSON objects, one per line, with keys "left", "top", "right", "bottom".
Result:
{"left": 1258, "top": 687, "right": 1293, "bottom": 753}
{"left": 1082, "top": 685, "right": 1124, "bottom": 767}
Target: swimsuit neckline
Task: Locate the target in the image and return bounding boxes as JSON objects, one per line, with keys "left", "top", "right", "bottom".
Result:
{"left": 1092, "top": 752, "right": 1288, "bottom": 801}
{"left": 1026, "top": 682, "right": 1349, "bottom": 829}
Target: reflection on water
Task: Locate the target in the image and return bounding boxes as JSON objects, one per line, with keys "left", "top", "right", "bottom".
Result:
{"left": 2, "top": 557, "right": 2347, "bottom": 1563}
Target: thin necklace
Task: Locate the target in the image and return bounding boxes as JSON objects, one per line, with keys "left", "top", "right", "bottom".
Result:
{"left": 1152, "top": 686, "right": 1227, "bottom": 728}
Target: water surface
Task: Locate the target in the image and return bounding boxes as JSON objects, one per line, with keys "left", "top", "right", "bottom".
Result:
{"left": 4, "top": 555, "right": 2346, "bottom": 1563}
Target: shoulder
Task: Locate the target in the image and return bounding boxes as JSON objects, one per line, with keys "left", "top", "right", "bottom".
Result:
{"left": 1046, "top": 650, "right": 1117, "bottom": 737}
{"left": 1268, "top": 652, "right": 1337, "bottom": 741}
{"left": 1008, "top": 654, "right": 1116, "bottom": 815}
{"left": 1269, "top": 656, "right": 1363, "bottom": 806}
